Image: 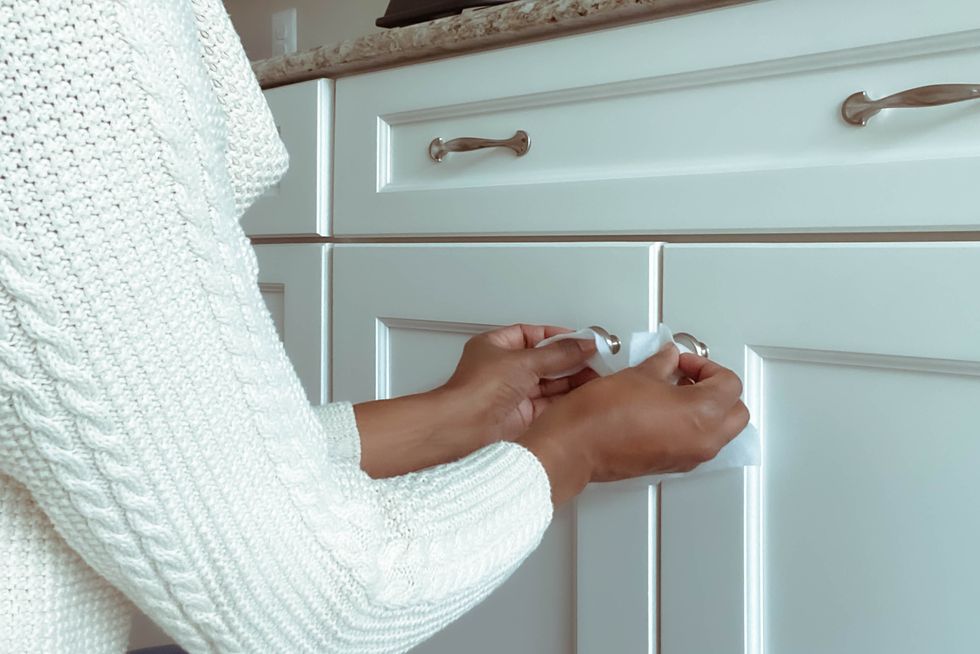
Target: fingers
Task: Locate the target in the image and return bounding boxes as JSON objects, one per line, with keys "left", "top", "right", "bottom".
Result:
{"left": 540, "top": 325, "right": 576, "bottom": 341}
{"left": 679, "top": 353, "right": 743, "bottom": 407}
{"left": 677, "top": 353, "right": 729, "bottom": 383}
{"left": 634, "top": 343, "right": 680, "bottom": 381}
{"left": 526, "top": 337, "right": 596, "bottom": 377}
{"left": 717, "top": 401, "right": 751, "bottom": 449}
{"left": 482, "top": 324, "right": 530, "bottom": 350}
{"left": 483, "top": 324, "right": 574, "bottom": 350}
{"left": 539, "top": 367, "right": 600, "bottom": 398}
{"left": 691, "top": 402, "right": 751, "bottom": 468}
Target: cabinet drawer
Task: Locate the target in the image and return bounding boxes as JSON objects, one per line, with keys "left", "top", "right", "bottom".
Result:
{"left": 253, "top": 243, "right": 329, "bottom": 403}
{"left": 334, "top": 1, "right": 980, "bottom": 236}
{"left": 242, "top": 79, "right": 331, "bottom": 237}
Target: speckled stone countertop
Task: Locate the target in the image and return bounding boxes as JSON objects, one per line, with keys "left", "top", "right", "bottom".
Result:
{"left": 253, "top": 0, "right": 755, "bottom": 88}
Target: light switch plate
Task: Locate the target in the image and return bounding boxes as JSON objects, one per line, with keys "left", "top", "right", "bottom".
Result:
{"left": 271, "top": 8, "right": 297, "bottom": 56}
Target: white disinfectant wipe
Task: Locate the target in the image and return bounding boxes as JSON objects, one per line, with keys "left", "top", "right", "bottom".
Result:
{"left": 536, "top": 324, "right": 759, "bottom": 479}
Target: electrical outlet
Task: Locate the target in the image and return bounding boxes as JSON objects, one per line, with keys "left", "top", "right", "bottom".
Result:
{"left": 271, "top": 8, "right": 297, "bottom": 56}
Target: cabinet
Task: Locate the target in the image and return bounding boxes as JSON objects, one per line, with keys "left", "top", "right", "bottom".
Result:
{"left": 659, "top": 244, "right": 980, "bottom": 654}
{"left": 253, "top": 244, "right": 329, "bottom": 403}
{"left": 330, "top": 242, "right": 980, "bottom": 653}
{"left": 334, "top": 0, "right": 980, "bottom": 237}
{"left": 256, "top": 1, "right": 980, "bottom": 652}
{"left": 332, "top": 244, "right": 661, "bottom": 653}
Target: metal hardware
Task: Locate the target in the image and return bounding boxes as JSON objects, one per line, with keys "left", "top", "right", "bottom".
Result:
{"left": 673, "top": 332, "right": 709, "bottom": 359}
{"left": 428, "top": 130, "right": 530, "bottom": 162}
{"left": 841, "top": 84, "right": 980, "bottom": 126}
{"left": 588, "top": 325, "right": 622, "bottom": 355}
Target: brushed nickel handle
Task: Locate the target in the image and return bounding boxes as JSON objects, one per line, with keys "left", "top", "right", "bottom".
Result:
{"left": 673, "top": 332, "right": 709, "bottom": 358}
{"left": 428, "top": 130, "right": 530, "bottom": 162}
{"left": 588, "top": 325, "right": 622, "bottom": 355}
{"left": 841, "top": 83, "right": 980, "bottom": 126}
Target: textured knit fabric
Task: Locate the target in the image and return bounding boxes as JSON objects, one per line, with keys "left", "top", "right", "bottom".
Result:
{"left": 0, "top": 1, "right": 554, "bottom": 653}
{"left": 0, "top": 473, "right": 132, "bottom": 653}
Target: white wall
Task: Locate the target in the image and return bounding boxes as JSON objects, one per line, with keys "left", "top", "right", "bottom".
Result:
{"left": 224, "top": 0, "right": 389, "bottom": 61}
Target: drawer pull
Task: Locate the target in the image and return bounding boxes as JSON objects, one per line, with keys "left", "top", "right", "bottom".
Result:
{"left": 428, "top": 130, "right": 530, "bottom": 162}
{"left": 841, "top": 83, "right": 980, "bottom": 126}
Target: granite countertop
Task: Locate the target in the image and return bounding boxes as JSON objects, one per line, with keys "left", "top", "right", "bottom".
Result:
{"left": 253, "top": 0, "right": 754, "bottom": 88}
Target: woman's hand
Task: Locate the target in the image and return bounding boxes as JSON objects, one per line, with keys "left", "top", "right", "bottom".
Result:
{"left": 353, "top": 324, "right": 597, "bottom": 478}
{"left": 442, "top": 324, "right": 599, "bottom": 443}
{"left": 519, "top": 345, "right": 750, "bottom": 505}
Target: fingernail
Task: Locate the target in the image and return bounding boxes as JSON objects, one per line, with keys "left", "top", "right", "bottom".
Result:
{"left": 577, "top": 339, "right": 597, "bottom": 352}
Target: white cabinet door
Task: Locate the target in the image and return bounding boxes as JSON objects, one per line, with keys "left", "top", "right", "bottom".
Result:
{"left": 332, "top": 243, "right": 661, "bottom": 654}
{"left": 253, "top": 243, "right": 329, "bottom": 404}
{"left": 660, "top": 244, "right": 980, "bottom": 654}
{"left": 241, "top": 79, "right": 331, "bottom": 237}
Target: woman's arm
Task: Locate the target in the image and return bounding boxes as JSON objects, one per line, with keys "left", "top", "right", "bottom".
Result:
{"left": 351, "top": 324, "right": 596, "bottom": 478}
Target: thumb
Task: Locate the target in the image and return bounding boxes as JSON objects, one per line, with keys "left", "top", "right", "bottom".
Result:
{"left": 525, "top": 338, "right": 596, "bottom": 377}
{"left": 635, "top": 342, "right": 680, "bottom": 380}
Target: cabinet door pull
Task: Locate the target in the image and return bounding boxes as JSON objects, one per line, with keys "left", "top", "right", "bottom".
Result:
{"left": 841, "top": 84, "right": 980, "bottom": 126}
{"left": 673, "top": 332, "right": 709, "bottom": 359}
{"left": 588, "top": 325, "right": 621, "bottom": 354}
{"left": 428, "top": 130, "right": 530, "bottom": 162}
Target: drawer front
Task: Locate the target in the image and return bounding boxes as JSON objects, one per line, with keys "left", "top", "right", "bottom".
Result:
{"left": 253, "top": 243, "right": 328, "bottom": 403}
{"left": 334, "top": 1, "right": 980, "bottom": 236}
{"left": 242, "top": 79, "right": 331, "bottom": 237}
{"left": 332, "top": 243, "right": 661, "bottom": 654}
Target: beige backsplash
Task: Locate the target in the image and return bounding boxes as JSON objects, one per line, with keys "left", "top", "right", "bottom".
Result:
{"left": 224, "top": 0, "right": 388, "bottom": 61}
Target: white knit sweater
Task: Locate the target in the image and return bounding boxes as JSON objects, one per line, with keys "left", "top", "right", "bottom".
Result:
{"left": 0, "top": 1, "right": 553, "bottom": 652}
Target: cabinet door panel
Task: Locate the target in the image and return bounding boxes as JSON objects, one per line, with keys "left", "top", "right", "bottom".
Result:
{"left": 661, "top": 244, "right": 980, "bottom": 654}
{"left": 332, "top": 243, "right": 661, "bottom": 654}
{"left": 253, "top": 243, "right": 328, "bottom": 404}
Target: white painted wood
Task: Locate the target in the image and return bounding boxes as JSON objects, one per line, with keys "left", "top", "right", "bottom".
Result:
{"left": 660, "top": 244, "right": 980, "bottom": 654}
{"left": 331, "top": 243, "right": 661, "bottom": 654}
{"left": 241, "top": 79, "right": 331, "bottom": 237}
{"left": 334, "top": 1, "right": 980, "bottom": 236}
{"left": 577, "top": 483, "right": 657, "bottom": 654}
{"left": 252, "top": 244, "right": 329, "bottom": 403}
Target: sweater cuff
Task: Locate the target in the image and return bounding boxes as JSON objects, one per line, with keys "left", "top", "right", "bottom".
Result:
{"left": 310, "top": 402, "right": 362, "bottom": 468}
{"left": 363, "top": 439, "right": 555, "bottom": 606}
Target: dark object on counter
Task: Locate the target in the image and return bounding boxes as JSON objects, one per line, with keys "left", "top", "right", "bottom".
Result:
{"left": 377, "top": 0, "right": 516, "bottom": 28}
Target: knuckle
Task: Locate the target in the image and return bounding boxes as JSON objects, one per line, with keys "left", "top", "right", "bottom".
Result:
{"left": 691, "top": 400, "right": 723, "bottom": 433}
{"left": 695, "top": 439, "right": 722, "bottom": 463}
{"left": 729, "top": 372, "right": 744, "bottom": 397}
{"left": 735, "top": 402, "right": 751, "bottom": 429}
{"left": 677, "top": 460, "right": 699, "bottom": 473}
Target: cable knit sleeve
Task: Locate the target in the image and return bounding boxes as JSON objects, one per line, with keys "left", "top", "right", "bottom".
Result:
{"left": 311, "top": 402, "right": 363, "bottom": 467}
{"left": 0, "top": 473, "right": 132, "bottom": 654}
{"left": 0, "top": 1, "right": 554, "bottom": 653}
{"left": 190, "top": 0, "right": 288, "bottom": 218}
{"left": 303, "top": 402, "right": 553, "bottom": 608}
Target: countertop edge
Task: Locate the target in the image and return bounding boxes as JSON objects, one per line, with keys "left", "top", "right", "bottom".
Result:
{"left": 253, "top": 0, "right": 754, "bottom": 88}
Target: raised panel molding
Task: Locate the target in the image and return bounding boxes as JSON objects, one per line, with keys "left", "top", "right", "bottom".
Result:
{"left": 738, "top": 344, "right": 980, "bottom": 654}
{"left": 374, "top": 318, "right": 497, "bottom": 399}
{"left": 376, "top": 29, "right": 980, "bottom": 193}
